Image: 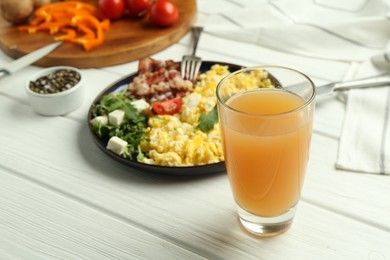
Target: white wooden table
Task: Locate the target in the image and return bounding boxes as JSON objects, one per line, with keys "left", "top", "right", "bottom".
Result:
{"left": 1, "top": 1, "right": 390, "bottom": 259}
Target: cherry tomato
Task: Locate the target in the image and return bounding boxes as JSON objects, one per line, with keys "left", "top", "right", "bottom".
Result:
{"left": 152, "top": 97, "right": 182, "bottom": 115}
{"left": 125, "top": 0, "right": 152, "bottom": 16}
{"left": 99, "top": 0, "right": 125, "bottom": 20}
{"left": 149, "top": 0, "right": 179, "bottom": 27}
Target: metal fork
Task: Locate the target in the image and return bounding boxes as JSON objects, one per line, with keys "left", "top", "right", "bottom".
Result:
{"left": 181, "top": 26, "right": 203, "bottom": 82}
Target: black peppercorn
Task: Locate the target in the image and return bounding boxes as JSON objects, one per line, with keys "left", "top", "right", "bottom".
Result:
{"left": 29, "top": 69, "right": 81, "bottom": 94}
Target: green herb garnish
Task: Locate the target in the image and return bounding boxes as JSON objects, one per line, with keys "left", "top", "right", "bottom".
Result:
{"left": 198, "top": 105, "right": 219, "bottom": 133}
{"left": 91, "top": 93, "right": 147, "bottom": 161}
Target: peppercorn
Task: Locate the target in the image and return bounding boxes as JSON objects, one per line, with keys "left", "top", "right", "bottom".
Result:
{"left": 29, "top": 69, "right": 81, "bottom": 94}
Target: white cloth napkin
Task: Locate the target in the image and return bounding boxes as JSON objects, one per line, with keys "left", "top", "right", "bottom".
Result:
{"left": 201, "top": 0, "right": 390, "bottom": 62}
{"left": 336, "top": 62, "right": 390, "bottom": 175}
{"left": 337, "top": 87, "right": 390, "bottom": 174}
{"left": 199, "top": 0, "right": 390, "bottom": 174}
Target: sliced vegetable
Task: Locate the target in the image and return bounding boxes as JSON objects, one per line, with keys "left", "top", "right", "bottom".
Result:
{"left": 71, "top": 13, "right": 107, "bottom": 51}
{"left": 152, "top": 97, "right": 182, "bottom": 115}
{"left": 54, "top": 28, "right": 76, "bottom": 42}
{"left": 75, "top": 23, "right": 95, "bottom": 40}
{"left": 18, "top": 1, "right": 110, "bottom": 51}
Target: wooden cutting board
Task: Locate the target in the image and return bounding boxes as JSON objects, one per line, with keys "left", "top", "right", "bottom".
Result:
{"left": 0, "top": 0, "right": 196, "bottom": 68}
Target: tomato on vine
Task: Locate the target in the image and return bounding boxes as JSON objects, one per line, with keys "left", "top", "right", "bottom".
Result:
{"left": 149, "top": 0, "right": 179, "bottom": 27}
{"left": 125, "top": 0, "right": 152, "bottom": 16}
{"left": 99, "top": 0, "right": 126, "bottom": 20}
{"left": 99, "top": 0, "right": 179, "bottom": 27}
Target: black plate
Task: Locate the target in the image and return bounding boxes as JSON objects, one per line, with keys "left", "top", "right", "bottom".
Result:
{"left": 87, "top": 61, "right": 244, "bottom": 176}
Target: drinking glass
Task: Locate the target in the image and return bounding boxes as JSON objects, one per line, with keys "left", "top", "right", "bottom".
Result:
{"left": 216, "top": 66, "right": 316, "bottom": 236}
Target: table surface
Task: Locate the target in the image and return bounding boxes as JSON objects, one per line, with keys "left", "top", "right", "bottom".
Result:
{"left": 1, "top": 1, "right": 390, "bottom": 259}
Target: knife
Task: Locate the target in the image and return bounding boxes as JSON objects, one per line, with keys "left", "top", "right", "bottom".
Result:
{"left": 285, "top": 73, "right": 390, "bottom": 96}
{"left": 0, "top": 42, "right": 62, "bottom": 79}
{"left": 316, "top": 73, "right": 390, "bottom": 95}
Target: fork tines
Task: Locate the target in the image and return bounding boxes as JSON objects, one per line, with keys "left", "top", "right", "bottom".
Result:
{"left": 181, "top": 26, "right": 203, "bottom": 82}
{"left": 182, "top": 55, "right": 202, "bottom": 82}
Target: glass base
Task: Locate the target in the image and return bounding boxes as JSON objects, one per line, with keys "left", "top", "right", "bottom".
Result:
{"left": 237, "top": 204, "right": 297, "bottom": 237}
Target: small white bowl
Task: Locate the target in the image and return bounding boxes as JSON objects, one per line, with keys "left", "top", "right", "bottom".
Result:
{"left": 26, "top": 66, "right": 85, "bottom": 116}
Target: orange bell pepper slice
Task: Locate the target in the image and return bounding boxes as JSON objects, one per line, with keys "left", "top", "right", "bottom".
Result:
{"left": 18, "top": 1, "right": 108, "bottom": 51}
{"left": 76, "top": 23, "right": 95, "bottom": 40}
{"left": 54, "top": 28, "right": 76, "bottom": 41}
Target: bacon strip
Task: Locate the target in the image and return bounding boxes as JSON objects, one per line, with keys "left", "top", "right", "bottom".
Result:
{"left": 126, "top": 57, "right": 194, "bottom": 103}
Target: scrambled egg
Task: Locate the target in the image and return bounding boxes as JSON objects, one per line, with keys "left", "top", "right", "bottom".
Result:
{"left": 219, "top": 68, "right": 272, "bottom": 98}
{"left": 141, "top": 116, "right": 223, "bottom": 166}
{"left": 140, "top": 64, "right": 272, "bottom": 166}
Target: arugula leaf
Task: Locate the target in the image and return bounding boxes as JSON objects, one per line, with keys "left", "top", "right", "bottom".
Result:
{"left": 92, "top": 120, "right": 112, "bottom": 139}
{"left": 198, "top": 105, "right": 219, "bottom": 133}
{"left": 136, "top": 145, "right": 145, "bottom": 162}
{"left": 91, "top": 93, "right": 148, "bottom": 160}
{"left": 114, "top": 121, "right": 146, "bottom": 160}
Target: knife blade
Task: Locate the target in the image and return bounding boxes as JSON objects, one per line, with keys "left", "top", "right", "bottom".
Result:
{"left": 316, "top": 73, "right": 390, "bottom": 95}
{"left": 284, "top": 73, "right": 390, "bottom": 96}
{"left": 0, "top": 42, "right": 62, "bottom": 78}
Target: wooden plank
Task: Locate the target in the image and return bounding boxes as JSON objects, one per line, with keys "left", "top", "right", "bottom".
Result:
{"left": 305, "top": 133, "right": 390, "bottom": 233}
{"left": 0, "top": 170, "right": 206, "bottom": 260}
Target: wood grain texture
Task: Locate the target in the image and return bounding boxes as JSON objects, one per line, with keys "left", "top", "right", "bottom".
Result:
{"left": 0, "top": 171, "right": 207, "bottom": 260}
{"left": 0, "top": 0, "right": 196, "bottom": 68}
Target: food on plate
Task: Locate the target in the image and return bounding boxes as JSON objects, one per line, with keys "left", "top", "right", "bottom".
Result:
{"left": 218, "top": 68, "right": 272, "bottom": 98}
{"left": 125, "top": 57, "right": 193, "bottom": 103}
{"left": 107, "top": 136, "right": 128, "bottom": 155}
{"left": 90, "top": 58, "right": 274, "bottom": 167}
{"left": 141, "top": 113, "right": 223, "bottom": 166}
{"left": 92, "top": 93, "right": 148, "bottom": 159}
{"left": 0, "top": 0, "right": 34, "bottom": 25}
{"left": 98, "top": 0, "right": 125, "bottom": 20}
{"left": 151, "top": 97, "right": 182, "bottom": 115}
{"left": 149, "top": 0, "right": 179, "bottom": 27}
{"left": 18, "top": 1, "right": 110, "bottom": 51}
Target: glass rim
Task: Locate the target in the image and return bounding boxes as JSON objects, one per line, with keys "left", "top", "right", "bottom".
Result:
{"left": 216, "top": 65, "right": 316, "bottom": 117}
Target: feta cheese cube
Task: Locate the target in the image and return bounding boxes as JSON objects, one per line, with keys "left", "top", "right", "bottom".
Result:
{"left": 108, "top": 109, "right": 125, "bottom": 127}
{"left": 106, "top": 136, "right": 128, "bottom": 155}
{"left": 90, "top": 115, "right": 108, "bottom": 125}
{"left": 131, "top": 99, "right": 150, "bottom": 112}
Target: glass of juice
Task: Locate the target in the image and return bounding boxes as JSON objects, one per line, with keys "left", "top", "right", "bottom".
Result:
{"left": 216, "top": 66, "right": 316, "bottom": 236}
